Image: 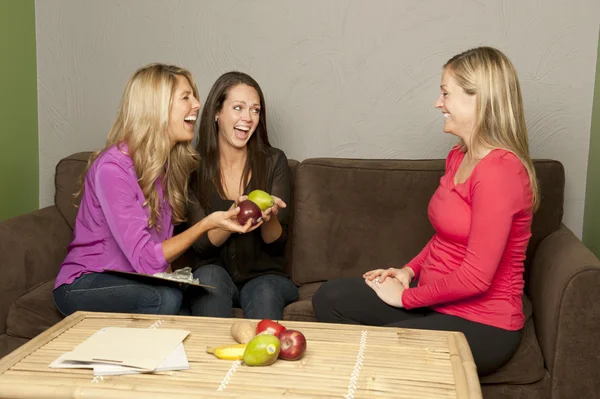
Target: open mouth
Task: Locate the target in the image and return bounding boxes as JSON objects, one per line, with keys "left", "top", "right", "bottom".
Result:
{"left": 184, "top": 115, "right": 197, "bottom": 129}
{"left": 443, "top": 113, "right": 450, "bottom": 119}
{"left": 234, "top": 125, "right": 250, "bottom": 139}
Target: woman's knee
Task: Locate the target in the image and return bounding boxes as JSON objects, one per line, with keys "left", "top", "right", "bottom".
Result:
{"left": 313, "top": 278, "right": 357, "bottom": 307}
{"left": 193, "top": 265, "right": 233, "bottom": 289}
{"left": 242, "top": 275, "right": 297, "bottom": 304}
{"left": 53, "top": 285, "right": 73, "bottom": 317}
{"left": 154, "top": 286, "right": 183, "bottom": 315}
{"left": 241, "top": 280, "right": 277, "bottom": 306}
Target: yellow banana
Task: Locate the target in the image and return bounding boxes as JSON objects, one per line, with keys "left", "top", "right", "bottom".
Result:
{"left": 206, "top": 343, "right": 247, "bottom": 360}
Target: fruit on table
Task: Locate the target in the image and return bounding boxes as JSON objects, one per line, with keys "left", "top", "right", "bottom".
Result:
{"left": 278, "top": 329, "right": 307, "bottom": 361}
{"left": 256, "top": 319, "right": 286, "bottom": 337}
{"left": 230, "top": 320, "right": 256, "bottom": 344}
{"left": 206, "top": 343, "right": 247, "bottom": 360}
{"left": 237, "top": 200, "right": 262, "bottom": 226}
{"left": 243, "top": 334, "right": 280, "bottom": 366}
{"left": 248, "top": 189, "right": 275, "bottom": 211}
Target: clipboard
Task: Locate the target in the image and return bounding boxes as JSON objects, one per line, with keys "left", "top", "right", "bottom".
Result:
{"left": 61, "top": 327, "right": 190, "bottom": 371}
{"left": 103, "top": 266, "right": 216, "bottom": 289}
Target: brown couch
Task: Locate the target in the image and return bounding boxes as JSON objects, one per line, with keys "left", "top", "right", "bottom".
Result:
{"left": 1, "top": 151, "right": 599, "bottom": 398}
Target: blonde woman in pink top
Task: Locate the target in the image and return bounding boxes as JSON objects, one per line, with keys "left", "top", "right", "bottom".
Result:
{"left": 53, "top": 64, "right": 257, "bottom": 317}
{"left": 313, "top": 47, "right": 539, "bottom": 376}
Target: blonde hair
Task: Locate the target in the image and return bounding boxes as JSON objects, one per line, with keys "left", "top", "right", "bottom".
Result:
{"left": 76, "top": 63, "right": 200, "bottom": 228}
{"left": 445, "top": 47, "right": 540, "bottom": 211}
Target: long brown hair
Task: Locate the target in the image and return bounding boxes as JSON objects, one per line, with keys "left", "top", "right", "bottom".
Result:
{"left": 194, "top": 71, "right": 271, "bottom": 210}
{"left": 445, "top": 47, "right": 540, "bottom": 211}
{"left": 75, "top": 63, "right": 200, "bottom": 228}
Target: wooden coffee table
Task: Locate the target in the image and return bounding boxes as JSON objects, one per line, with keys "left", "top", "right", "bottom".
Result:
{"left": 0, "top": 312, "right": 481, "bottom": 398}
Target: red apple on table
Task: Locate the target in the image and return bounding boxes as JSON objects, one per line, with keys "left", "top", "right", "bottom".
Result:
{"left": 256, "top": 319, "right": 286, "bottom": 337}
{"left": 278, "top": 329, "right": 307, "bottom": 360}
{"left": 237, "top": 200, "right": 262, "bottom": 226}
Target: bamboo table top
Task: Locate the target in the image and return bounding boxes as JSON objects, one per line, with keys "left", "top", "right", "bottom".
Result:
{"left": 0, "top": 312, "right": 481, "bottom": 399}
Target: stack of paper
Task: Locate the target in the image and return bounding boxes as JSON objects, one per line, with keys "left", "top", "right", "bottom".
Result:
{"left": 50, "top": 327, "right": 190, "bottom": 376}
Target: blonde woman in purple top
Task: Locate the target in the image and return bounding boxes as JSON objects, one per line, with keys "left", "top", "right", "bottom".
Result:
{"left": 53, "top": 64, "right": 255, "bottom": 316}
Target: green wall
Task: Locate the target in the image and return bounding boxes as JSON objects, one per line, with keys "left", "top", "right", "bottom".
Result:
{"left": 0, "top": 1, "right": 38, "bottom": 221}
{"left": 583, "top": 33, "right": 600, "bottom": 257}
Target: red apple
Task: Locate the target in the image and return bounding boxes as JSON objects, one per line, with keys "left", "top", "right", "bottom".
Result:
{"left": 256, "top": 319, "right": 286, "bottom": 337}
{"left": 237, "top": 200, "right": 262, "bottom": 226}
{"left": 278, "top": 329, "right": 307, "bottom": 361}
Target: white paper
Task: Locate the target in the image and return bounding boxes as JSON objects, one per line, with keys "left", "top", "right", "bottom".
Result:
{"left": 92, "top": 342, "right": 189, "bottom": 376}
{"left": 49, "top": 328, "right": 190, "bottom": 376}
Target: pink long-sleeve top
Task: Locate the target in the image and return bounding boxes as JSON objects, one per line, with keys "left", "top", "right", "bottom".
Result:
{"left": 401, "top": 146, "right": 533, "bottom": 331}
{"left": 54, "top": 143, "right": 172, "bottom": 289}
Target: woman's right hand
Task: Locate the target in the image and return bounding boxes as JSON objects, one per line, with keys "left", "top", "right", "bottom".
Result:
{"left": 204, "top": 207, "right": 262, "bottom": 234}
{"left": 363, "top": 267, "right": 413, "bottom": 289}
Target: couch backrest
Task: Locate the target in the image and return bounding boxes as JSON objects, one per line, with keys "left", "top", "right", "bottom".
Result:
{"left": 54, "top": 152, "right": 93, "bottom": 229}
{"left": 54, "top": 152, "right": 566, "bottom": 287}
{"left": 289, "top": 158, "right": 565, "bottom": 286}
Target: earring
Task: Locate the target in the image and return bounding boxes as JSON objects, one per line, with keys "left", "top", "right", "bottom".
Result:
{"left": 215, "top": 117, "right": 218, "bottom": 122}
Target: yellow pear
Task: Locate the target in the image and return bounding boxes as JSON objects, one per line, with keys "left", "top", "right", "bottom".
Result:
{"left": 248, "top": 190, "right": 274, "bottom": 211}
{"left": 243, "top": 334, "right": 280, "bottom": 366}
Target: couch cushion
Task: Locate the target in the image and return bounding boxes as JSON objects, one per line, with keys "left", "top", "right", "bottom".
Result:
{"left": 6, "top": 279, "right": 63, "bottom": 339}
{"left": 289, "top": 158, "right": 564, "bottom": 286}
{"left": 54, "top": 152, "right": 93, "bottom": 229}
{"left": 0, "top": 334, "right": 29, "bottom": 360}
{"left": 283, "top": 300, "right": 316, "bottom": 322}
{"left": 0, "top": 206, "right": 72, "bottom": 336}
{"left": 480, "top": 317, "right": 545, "bottom": 384}
{"left": 282, "top": 282, "right": 323, "bottom": 322}
{"left": 296, "top": 282, "right": 322, "bottom": 301}
{"left": 482, "top": 373, "right": 550, "bottom": 399}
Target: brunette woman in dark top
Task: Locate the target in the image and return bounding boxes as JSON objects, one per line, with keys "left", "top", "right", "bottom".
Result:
{"left": 186, "top": 71, "right": 298, "bottom": 319}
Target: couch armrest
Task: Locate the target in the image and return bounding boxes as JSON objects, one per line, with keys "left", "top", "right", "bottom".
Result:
{"left": 529, "top": 224, "right": 600, "bottom": 398}
{"left": 0, "top": 206, "right": 73, "bottom": 336}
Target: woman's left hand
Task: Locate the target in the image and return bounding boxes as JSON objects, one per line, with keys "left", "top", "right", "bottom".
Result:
{"left": 260, "top": 195, "right": 286, "bottom": 224}
{"left": 365, "top": 276, "right": 405, "bottom": 308}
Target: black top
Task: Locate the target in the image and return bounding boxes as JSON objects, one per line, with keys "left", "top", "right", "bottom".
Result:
{"left": 187, "top": 147, "right": 291, "bottom": 284}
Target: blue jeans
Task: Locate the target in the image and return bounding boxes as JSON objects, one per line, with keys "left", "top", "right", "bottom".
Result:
{"left": 189, "top": 264, "right": 298, "bottom": 319}
{"left": 53, "top": 272, "right": 183, "bottom": 316}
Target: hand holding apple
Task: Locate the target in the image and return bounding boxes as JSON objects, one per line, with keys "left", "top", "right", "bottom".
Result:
{"left": 237, "top": 200, "right": 263, "bottom": 226}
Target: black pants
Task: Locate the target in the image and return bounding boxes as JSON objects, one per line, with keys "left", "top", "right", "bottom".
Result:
{"left": 312, "top": 277, "right": 522, "bottom": 376}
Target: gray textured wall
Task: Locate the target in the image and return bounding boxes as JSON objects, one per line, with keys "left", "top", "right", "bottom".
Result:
{"left": 35, "top": 0, "right": 600, "bottom": 237}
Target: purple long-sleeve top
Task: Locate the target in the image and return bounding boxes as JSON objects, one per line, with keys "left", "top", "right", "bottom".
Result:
{"left": 54, "top": 143, "right": 173, "bottom": 289}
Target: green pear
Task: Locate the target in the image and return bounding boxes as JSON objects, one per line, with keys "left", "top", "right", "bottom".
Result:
{"left": 248, "top": 190, "right": 274, "bottom": 212}
{"left": 243, "top": 334, "right": 280, "bottom": 366}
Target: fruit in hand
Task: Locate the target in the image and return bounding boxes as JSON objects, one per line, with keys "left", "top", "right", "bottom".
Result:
{"left": 256, "top": 319, "right": 286, "bottom": 337}
{"left": 230, "top": 320, "right": 256, "bottom": 344}
{"left": 248, "top": 189, "right": 275, "bottom": 211}
{"left": 206, "top": 343, "right": 247, "bottom": 360}
{"left": 237, "top": 200, "right": 262, "bottom": 226}
{"left": 278, "top": 329, "right": 307, "bottom": 361}
{"left": 243, "top": 334, "right": 280, "bottom": 366}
